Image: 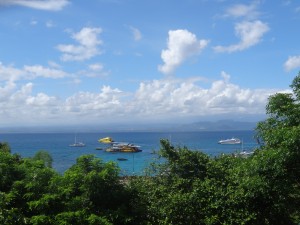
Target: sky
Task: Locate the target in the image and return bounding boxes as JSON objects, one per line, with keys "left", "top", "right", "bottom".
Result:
{"left": 0, "top": 0, "right": 300, "bottom": 128}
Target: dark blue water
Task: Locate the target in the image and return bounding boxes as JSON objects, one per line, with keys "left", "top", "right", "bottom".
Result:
{"left": 0, "top": 131, "right": 258, "bottom": 175}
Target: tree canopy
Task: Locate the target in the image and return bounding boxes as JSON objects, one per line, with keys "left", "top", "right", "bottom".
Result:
{"left": 1, "top": 73, "right": 300, "bottom": 224}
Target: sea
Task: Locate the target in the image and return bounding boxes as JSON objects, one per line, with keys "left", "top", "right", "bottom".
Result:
{"left": 0, "top": 130, "right": 258, "bottom": 176}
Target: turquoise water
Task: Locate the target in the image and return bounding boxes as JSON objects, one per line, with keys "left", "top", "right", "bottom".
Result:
{"left": 0, "top": 130, "right": 258, "bottom": 175}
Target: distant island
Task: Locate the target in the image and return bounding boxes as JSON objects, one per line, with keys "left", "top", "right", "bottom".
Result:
{"left": 0, "top": 120, "right": 259, "bottom": 133}
{"left": 176, "top": 120, "right": 258, "bottom": 131}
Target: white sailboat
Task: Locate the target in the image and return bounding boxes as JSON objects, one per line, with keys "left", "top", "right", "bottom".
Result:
{"left": 69, "top": 134, "right": 85, "bottom": 147}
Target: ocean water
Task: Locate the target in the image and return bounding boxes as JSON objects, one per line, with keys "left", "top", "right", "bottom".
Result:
{"left": 0, "top": 130, "right": 258, "bottom": 175}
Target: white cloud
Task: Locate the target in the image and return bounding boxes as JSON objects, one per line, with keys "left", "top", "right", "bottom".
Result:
{"left": 284, "top": 55, "right": 300, "bottom": 71}
{"left": 9, "top": 83, "right": 33, "bottom": 104}
{"left": 48, "top": 61, "right": 61, "bottom": 69}
{"left": 0, "top": 62, "right": 68, "bottom": 83}
{"left": 129, "top": 26, "right": 142, "bottom": 41}
{"left": 46, "top": 20, "right": 55, "bottom": 28}
{"left": 0, "top": 65, "right": 281, "bottom": 126}
{"left": 131, "top": 72, "right": 273, "bottom": 119}
{"left": 0, "top": 62, "right": 24, "bottom": 82}
{"left": 89, "top": 63, "right": 104, "bottom": 71}
{"left": 2, "top": 82, "right": 63, "bottom": 123}
{"left": 0, "top": 0, "right": 70, "bottom": 11}
{"left": 57, "top": 27, "right": 103, "bottom": 61}
{"left": 77, "top": 63, "right": 109, "bottom": 78}
{"left": 158, "top": 29, "right": 209, "bottom": 75}
{"left": 0, "top": 81, "right": 16, "bottom": 102}
{"left": 214, "top": 20, "right": 269, "bottom": 53}
{"left": 23, "top": 65, "right": 68, "bottom": 79}
{"left": 224, "top": 2, "right": 259, "bottom": 19}
{"left": 65, "top": 86, "right": 123, "bottom": 114}
{"left": 26, "top": 92, "right": 58, "bottom": 106}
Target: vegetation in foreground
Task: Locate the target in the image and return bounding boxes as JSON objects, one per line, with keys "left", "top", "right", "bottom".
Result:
{"left": 1, "top": 73, "right": 300, "bottom": 224}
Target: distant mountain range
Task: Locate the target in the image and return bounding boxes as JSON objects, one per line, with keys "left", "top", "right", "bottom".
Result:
{"left": 0, "top": 120, "right": 259, "bottom": 133}
{"left": 174, "top": 120, "right": 258, "bottom": 131}
{"left": 96, "top": 120, "right": 259, "bottom": 132}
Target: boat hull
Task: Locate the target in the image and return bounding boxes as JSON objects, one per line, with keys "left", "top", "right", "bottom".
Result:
{"left": 218, "top": 138, "right": 241, "bottom": 145}
{"left": 98, "top": 137, "right": 114, "bottom": 144}
{"left": 105, "top": 143, "right": 142, "bottom": 153}
{"left": 69, "top": 142, "right": 86, "bottom": 147}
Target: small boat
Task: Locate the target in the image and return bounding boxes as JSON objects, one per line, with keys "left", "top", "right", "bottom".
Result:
{"left": 95, "top": 147, "right": 103, "bottom": 150}
{"left": 235, "top": 150, "right": 254, "bottom": 158}
{"left": 98, "top": 137, "right": 114, "bottom": 144}
{"left": 218, "top": 138, "right": 241, "bottom": 144}
{"left": 69, "top": 135, "right": 85, "bottom": 147}
{"left": 69, "top": 142, "right": 85, "bottom": 147}
{"left": 117, "top": 158, "right": 128, "bottom": 161}
{"left": 106, "top": 143, "right": 142, "bottom": 153}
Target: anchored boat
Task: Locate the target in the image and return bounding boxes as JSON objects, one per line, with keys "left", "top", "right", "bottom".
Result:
{"left": 98, "top": 137, "right": 114, "bottom": 144}
{"left": 106, "top": 143, "right": 142, "bottom": 153}
{"left": 218, "top": 137, "right": 241, "bottom": 145}
{"left": 69, "top": 135, "right": 85, "bottom": 147}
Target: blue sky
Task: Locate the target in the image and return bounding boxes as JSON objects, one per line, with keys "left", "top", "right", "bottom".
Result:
{"left": 0, "top": 0, "right": 300, "bottom": 127}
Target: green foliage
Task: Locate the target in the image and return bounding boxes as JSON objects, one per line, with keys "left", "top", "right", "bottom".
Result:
{"left": 0, "top": 150, "right": 22, "bottom": 192}
{"left": 0, "top": 150, "right": 136, "bottom": 225}
{"left": 0, "top": 142, "right": 11, "bottom": 153}
{"left": 1, "top": 73, "right": 300, "bottom": 224}
{"left": 256, "top": 72, "right": 300, "bottom": 144}
{"left": 254, "top": 73, "right": 300, "bottom": 224}
{"left": 157, "top": 139, "right": 210, "bottom": 180}
{"left": 1, "top": 132, "right": 300, "bottom": 225}
{"left": 290, "top": 71, "right": 300, "bottom": 99}
{"left": 30, "top": 215, "right": 53, "bottom": 225}
{"left": 32, "top": 150, "right": 53, "bottom": 168}
{"left": 60, "top": 155, "right": 133, "bottom": 223}
{"left": 131, "top": 137, "right": 300, "bottom": 224}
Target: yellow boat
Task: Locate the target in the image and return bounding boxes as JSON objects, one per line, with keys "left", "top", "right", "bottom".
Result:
{"left": 98, "top": 137, "right": 114, "bottom": 143}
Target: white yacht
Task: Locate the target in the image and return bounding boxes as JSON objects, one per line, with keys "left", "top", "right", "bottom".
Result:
{"left": 218, "top": 137, "right": 241, "bottom": 144}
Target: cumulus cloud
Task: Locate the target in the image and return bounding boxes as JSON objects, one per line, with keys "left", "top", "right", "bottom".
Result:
{"left": 131, "top": 72, "right": 273, "bottom": 119}
{"left": 0, "top": 63, "right": 70, "bottom": 124}
{"left": 0, "top": 63, "right": 281, "bottom": 126}
{"left": 158, "top": 29, "right": 209, "bottom": 75}
{"left": 214, "top": 20, "right": 269, "bottom": 53}
{"left": 26, "top": 92, "right": 58, "bottom": 106}
{"left": 65, "top": 86, "right": 123, "bottom": 114}
{"left": 1, "top": 82, "right": 62, "bottom": 124}
{"left": 0, "top": 0, "right": 70, "bottom": 11}
{"left": 0, "top": 81, "right": 16, "bottom": 102}
{"left": 0, "top": 62, "right": 24, "bottom": 82}
{"left": 1, "top": 73, "right": 277, "bottom": 126}
{"left": 0, "top": 62, "right": 69, "bottom": 82}
{"left": 284, "top": 55, "right": 300, "bottom": 71}
{"left": 57, "top": 27, "right": 103, "bottom": 62}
